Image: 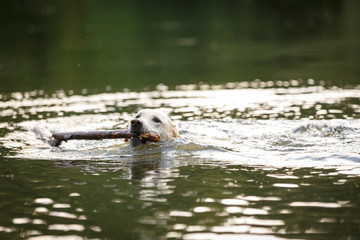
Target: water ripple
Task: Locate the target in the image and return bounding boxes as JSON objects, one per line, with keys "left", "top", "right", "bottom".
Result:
{"left": 1, "top": 85, "right": 360, "bottom": 171}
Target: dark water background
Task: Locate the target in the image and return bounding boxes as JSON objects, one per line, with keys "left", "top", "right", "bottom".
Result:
{"left": 1, "top": 1, "right": 360, "bottom": 240}
{"left": 1, "top": 0, "right": 359, "bottom": 93}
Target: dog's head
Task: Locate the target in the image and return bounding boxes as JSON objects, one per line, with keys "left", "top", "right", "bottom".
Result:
{"left": 127, "top": 109, "right": 179, "bottom": 146}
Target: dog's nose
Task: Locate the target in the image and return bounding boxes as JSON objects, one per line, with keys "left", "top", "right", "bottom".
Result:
{"left": 131, "top": 119, "right": 142, "bottom": 127}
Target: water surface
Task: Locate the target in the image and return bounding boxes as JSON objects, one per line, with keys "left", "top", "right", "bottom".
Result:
{"left": 1, "top": 1, "right": 360, "bottom": 239}
{"left": 1, "top": 83, "right": 360, "bottom": 239}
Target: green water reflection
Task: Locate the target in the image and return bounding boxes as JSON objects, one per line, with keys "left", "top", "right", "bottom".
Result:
{"left": 1, "top": 1, "right": 360, "bottom": 239}
{"left": 1, "top": 0, "right": 359, "bottom": 93}
{"left": 1, "top": 159, "right": 359, "bottom": 239}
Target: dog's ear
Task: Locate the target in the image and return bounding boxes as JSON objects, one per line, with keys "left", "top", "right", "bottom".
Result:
{"left": 171, "top": 126, "right": 180, "bottom": 138}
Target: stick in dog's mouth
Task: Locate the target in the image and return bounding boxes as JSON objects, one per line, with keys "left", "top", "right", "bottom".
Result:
{"left": 48, "top": 130, "right": 160, "bottom": 147}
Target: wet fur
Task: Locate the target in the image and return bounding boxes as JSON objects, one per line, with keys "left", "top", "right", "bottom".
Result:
{"left": 126, "top": 109, "right": 179, "bottom": 146}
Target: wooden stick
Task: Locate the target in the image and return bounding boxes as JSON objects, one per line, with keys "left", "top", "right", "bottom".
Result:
{"left": 48, "top": 130, "right": 160, "bottom": 147}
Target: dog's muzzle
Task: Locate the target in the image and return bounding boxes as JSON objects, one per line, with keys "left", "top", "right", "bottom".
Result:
{"left": 129, "top": 119, "right": 146, "bottom": 147}
{"left": 130, "top": 119, "right": 143, "bottom": 134}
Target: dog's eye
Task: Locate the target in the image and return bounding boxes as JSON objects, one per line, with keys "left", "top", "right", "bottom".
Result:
{"left": 135, "top": 114, "right": 140, "bottom": 118}
{"left": 152, "top": 117, "right": 162, "bottom": 123}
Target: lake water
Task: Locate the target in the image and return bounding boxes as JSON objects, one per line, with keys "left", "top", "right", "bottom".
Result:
{"left": 1, "top": 84, "right": 360, "bottom": 240}
{"left": 1, "top": 1, "right": 360, "bottom": 240}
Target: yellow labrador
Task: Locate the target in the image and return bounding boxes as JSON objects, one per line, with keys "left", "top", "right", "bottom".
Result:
{"left": 127, "top": 109, "right": 179, "bottom": 146}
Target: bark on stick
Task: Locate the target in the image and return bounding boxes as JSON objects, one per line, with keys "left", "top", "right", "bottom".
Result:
{"left": 48, "top": 130, "right": 160, "bottom": 147}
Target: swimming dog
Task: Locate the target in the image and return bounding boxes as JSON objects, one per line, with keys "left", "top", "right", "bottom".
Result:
{"left": 127, "top": 109, "right": 179, "bottom": 146}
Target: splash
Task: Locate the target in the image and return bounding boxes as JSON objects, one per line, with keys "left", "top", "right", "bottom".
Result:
{"left": 1, "top": 83, "right": 360, "bottom": 172}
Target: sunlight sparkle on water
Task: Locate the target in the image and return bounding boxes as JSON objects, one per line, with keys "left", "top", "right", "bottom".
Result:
{"left": 1, "top": 84, "right": 360, "bottom": 170}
